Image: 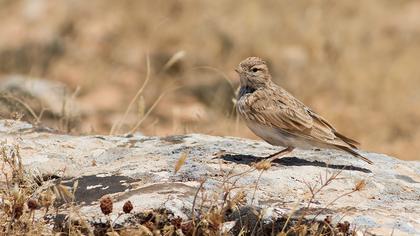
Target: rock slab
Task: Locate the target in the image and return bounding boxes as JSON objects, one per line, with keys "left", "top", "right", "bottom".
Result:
{"left": 0, "top": 120, "right": 419, "bottom": 235}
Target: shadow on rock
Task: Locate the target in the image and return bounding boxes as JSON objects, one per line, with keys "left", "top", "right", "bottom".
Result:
{"left": 221, "top": 154, "right": 372, "bottom": 173}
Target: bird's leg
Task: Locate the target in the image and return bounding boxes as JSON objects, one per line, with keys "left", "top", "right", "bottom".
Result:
{"left": 266, "top": 146, "right": 294, "bottom": 162}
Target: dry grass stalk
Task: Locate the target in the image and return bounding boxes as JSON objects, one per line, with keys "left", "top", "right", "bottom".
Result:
{"left": 110, "top": 54, "right": 152, "bottom": 135}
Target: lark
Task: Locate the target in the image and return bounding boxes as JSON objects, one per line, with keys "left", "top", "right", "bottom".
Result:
{"left": 235, "top": 57, "right": 373, "bottom": 164}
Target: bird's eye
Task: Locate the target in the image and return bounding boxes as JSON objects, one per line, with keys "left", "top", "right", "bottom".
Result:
{"left": 251, "top": 67, "right": 259, "bottom": 72}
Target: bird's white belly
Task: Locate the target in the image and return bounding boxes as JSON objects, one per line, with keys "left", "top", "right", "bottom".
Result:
{"left": 246, "top": 122, "right": 316, "bottom": 149}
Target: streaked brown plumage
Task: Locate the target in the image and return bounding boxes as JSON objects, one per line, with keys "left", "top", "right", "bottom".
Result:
{"left": 235, "top": 57, "right": 373, "bottom": 164}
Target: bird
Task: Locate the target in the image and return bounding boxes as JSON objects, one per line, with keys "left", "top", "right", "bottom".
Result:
{"left": 235, "top": 57, "right": 373, "bottom": 164}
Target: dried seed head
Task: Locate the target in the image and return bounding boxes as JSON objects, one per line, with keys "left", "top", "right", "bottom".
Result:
{"left": 324, "top": 215, "right": 332, "bottom": 224}
{"left": 13, "top": 203, "right": 24, "bottom": 219}
{"left": 11, "top": 112, "right": 24, "bottom": 120}
{"left": 254, "top": 159, "right": 271, "bottom": 171}
{"left": 123, "top": 200, "right": 133, "bottom": 214}
{"left": 100, "top": 195, "right": 113, "bottom": 215}
{"left": 353, "top": 180, "right": 366, "bottom": 191}
{"left": 39, "top": 190, "right": 55, "bottom": 209}
{"left": 337, "top": 221, "right": 351, "bottom": 233}
{"left": 206, "top": 209, "right": 223, "bottom": 228}
{"left": 228, "top": 191, "right": 247, "bottom": 209}
{"left": 27, "top": 198, "right": 39, "bottom": 210}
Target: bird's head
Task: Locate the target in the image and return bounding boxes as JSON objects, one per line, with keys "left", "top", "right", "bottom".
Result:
{"left": 235, "top": 57, "right": 271, "bottom": 89}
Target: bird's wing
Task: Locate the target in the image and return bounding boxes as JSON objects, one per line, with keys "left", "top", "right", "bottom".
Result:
{"left": 247, "top": 88, "right": 343, "bottom": 143}
{"left": 247, "top": 88, "right": 314, "bottom": 132}
{"left": 308, "top": 110, "right": 360, "bottom": 147}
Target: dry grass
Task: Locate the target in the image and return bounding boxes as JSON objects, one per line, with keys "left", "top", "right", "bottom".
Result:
{"left": 0, "top": 0, "right": 419, "bottom": 160}
{"left": 0, "top": 143, "right": 89, "bottom": 235}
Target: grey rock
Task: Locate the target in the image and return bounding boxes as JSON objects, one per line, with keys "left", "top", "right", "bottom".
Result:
{"left": 0, "top": 75, "right": 80, "bottom": 118}
{"left": 0, "top": 119, "right": 419, "bottom": 235}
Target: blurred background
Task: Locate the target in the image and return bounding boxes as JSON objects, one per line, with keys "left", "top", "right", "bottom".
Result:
{"left": 0, "top": 0, "right": 419, "bottom": 160}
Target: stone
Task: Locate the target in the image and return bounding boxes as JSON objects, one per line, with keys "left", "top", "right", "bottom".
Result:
{"left": 0, "top": 75, "right": 80, "bottom": 120}
{"left": 0, "top": 119, "right": 419, "bottom": 235}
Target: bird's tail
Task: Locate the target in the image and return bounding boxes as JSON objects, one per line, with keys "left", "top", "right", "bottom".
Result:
{"left": 334, "top": 131, "right": 360, "bottom": 149}
{"left": 334, "top": 145, "right": 373, "bottom": 165}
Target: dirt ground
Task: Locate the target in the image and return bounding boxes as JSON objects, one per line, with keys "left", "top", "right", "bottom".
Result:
{"left": 0, "top": 0, "right": 419, "bottom": 160}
